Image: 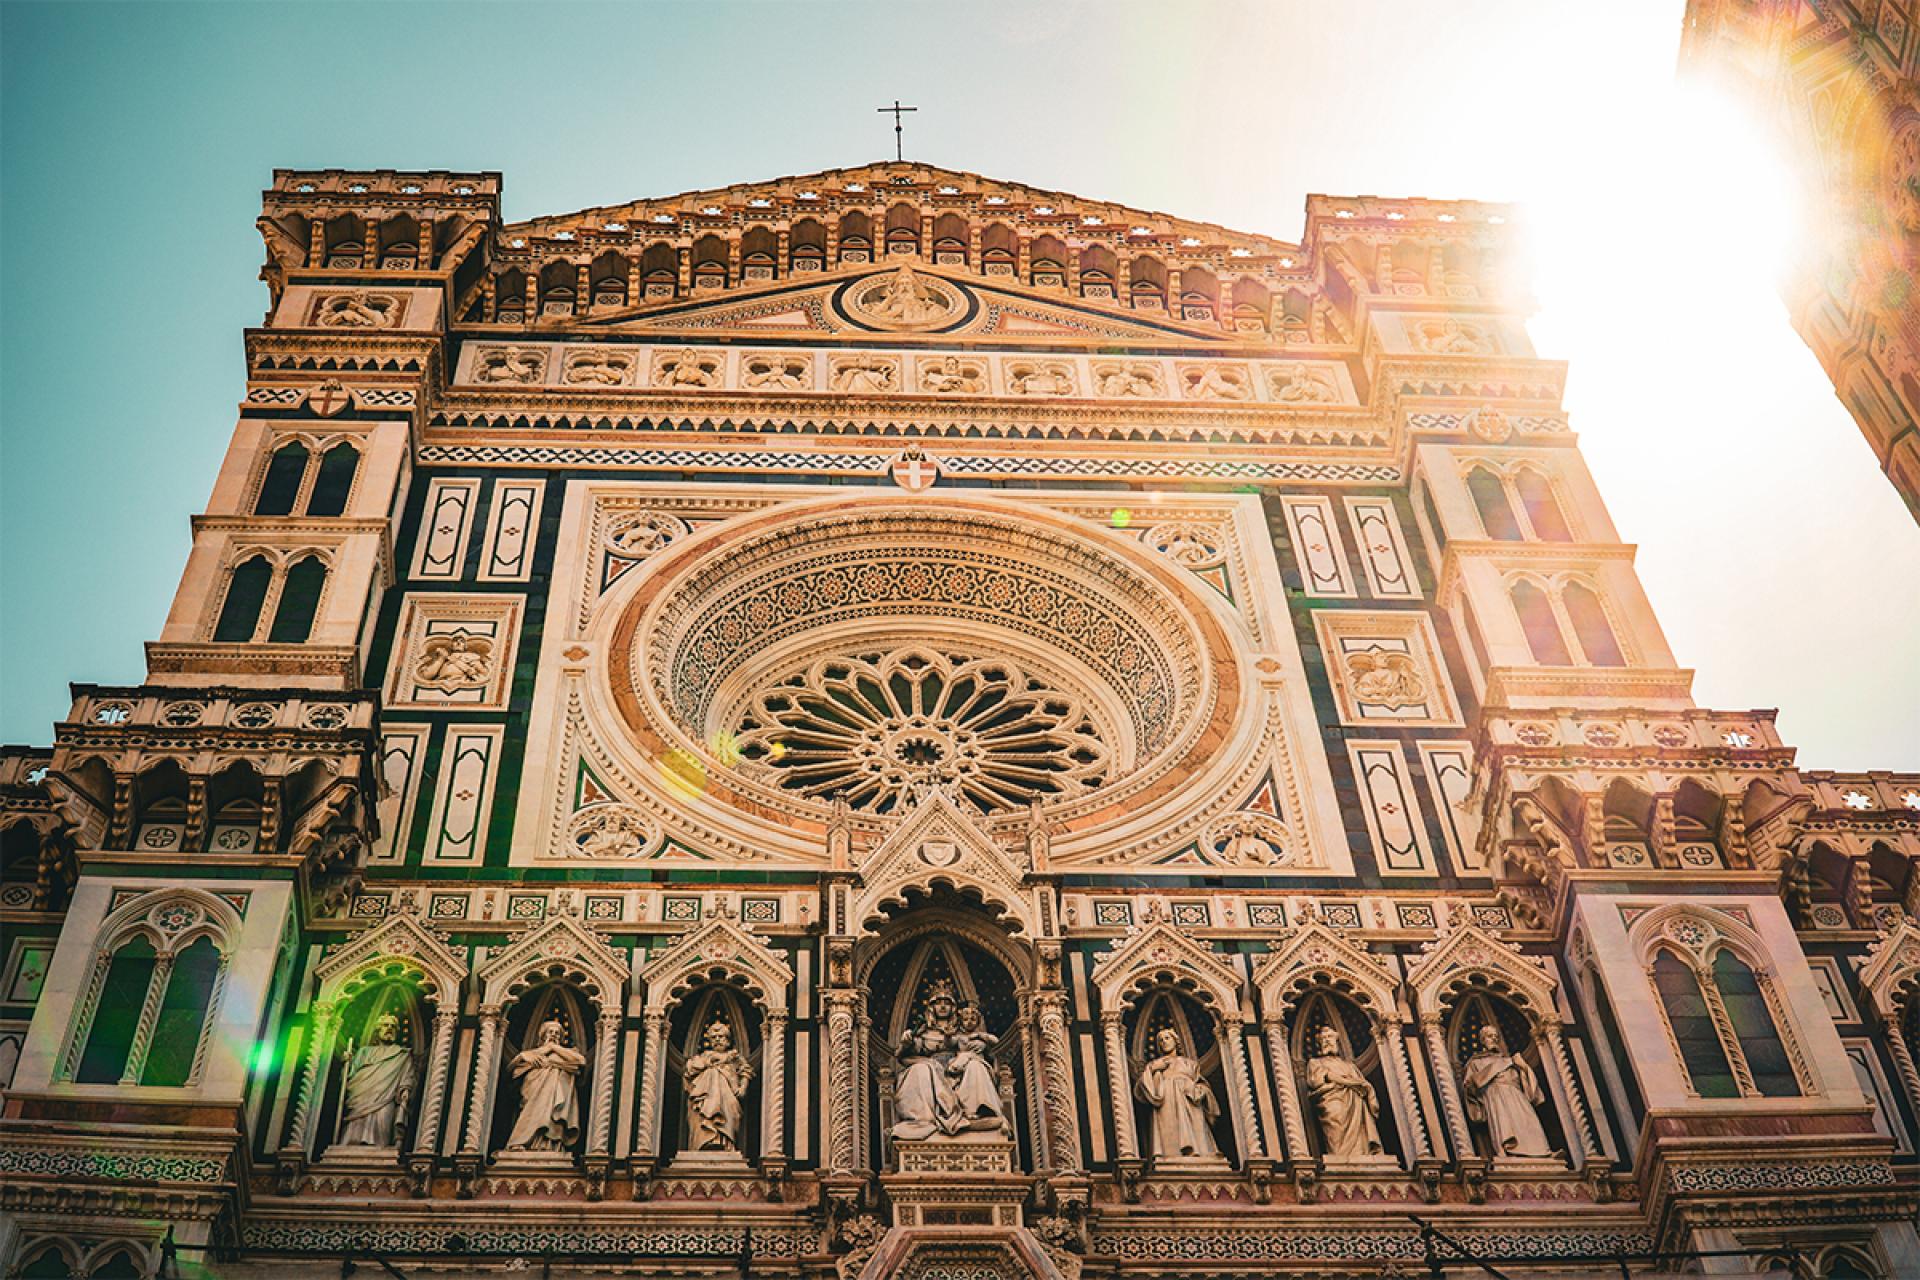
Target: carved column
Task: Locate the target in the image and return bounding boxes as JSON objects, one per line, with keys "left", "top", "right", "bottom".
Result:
{"left": 633, "top": 1007, "right": 669, "bottom": 1164}
{"left": 855, "top": 998, "right": 873, "bottom": 1173}
{"left": 459, "top": 1003, "right": 504, "bottom": 1156}
{"left": 283, "top": 1000, "right": 340, "bottom": 1153}
{"left": 760, "top": 1010, "right": 789, "bottom": 1168}
{"left": 823, "top": 989, "right": 860, "bottom": 1175}
{"left": 1220, "top": 1020, "right": 1266, "bottom": 1161}
{"left": 1379, "top": 1026, "right": 1434, "bottom": 1162}
{"left": 118, "top": 954, "right": 175, "bottom": 1086}
{"left": 1263, "top": 1017, "right": 1309, "bottom": 1166}
{"left": 1100, "top": 1012, "right": 1139, "bottom": 1161}
{"left": 587, "top": 1007, "right": 621, "bottom": 1157}
{"left": 1884, "top": 1008, "right": 1920, "bottom": 1119}
{"left": 1033, "top": 989, "right": 1082, "bottom": 1173}
{"left": 412, "top": 1008, "right": 459, "bottom": 1158}
{"left": 1421, "top": 1014, "right": 1474, "bottom": 1162}
{"left": 1540, "top": 1024, "right": 1604, "bottom": 1167}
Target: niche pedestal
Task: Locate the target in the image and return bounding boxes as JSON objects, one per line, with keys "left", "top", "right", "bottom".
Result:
{"left": 884, "top": 1133, "right": 1028, "bottom": 1228}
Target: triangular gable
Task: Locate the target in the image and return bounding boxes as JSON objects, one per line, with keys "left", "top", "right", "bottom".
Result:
{"left": 1404, "top": 915, "right": 1556, "bottom": 1022}
{"left": 849, "top": 789, "right": 1038, "bottom": 937}
{"left": 314, "top": 909, "right": 467, "bottom": 1006}
{"left": 639, "top": 909, "right": 794, "bottom": 1015}
{"left": 1089, "top": 914, "right": 1243, "bottom": 1016}
{"left": 563, "top": 263, "right": 1236, "bottom": 345}
{"left": 477, "top": 910, "right": 630, "bottom": 1007}
{"left": 1251, "top": 915, "right": 1399, "bottom": 1023}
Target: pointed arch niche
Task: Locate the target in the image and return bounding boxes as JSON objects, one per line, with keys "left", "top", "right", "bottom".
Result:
{"left": 1407, "top": 919, "right": 1605, "bottom": 1172}
{"left": 464, "top": 914, "right": 630, "bottom": 1179}
{"left": 280, "top": 912, "right": 467, "bottom": 1167}
{"left": 858, "top": 904, "right": 1035, "bottom": 1174}
{"left": 634, "top": 912, "right": 794, "bottom": 1178}
{"left": 1253, "top": 914, "right": 1428, "bottom": 1176}
{"left": 1091, "top": 917, "right": 1266, "bottom": 1180}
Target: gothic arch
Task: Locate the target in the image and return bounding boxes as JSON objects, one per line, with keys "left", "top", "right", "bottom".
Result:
{"left": 639, "top": 911, "right": 793, "bottom": 1015}
{"left": 476, "top": 911, "right": 629, "bottom": 1009}
{"left": 312, "top": 910, "right": 466, "bottom": 1008}
{"left": 93, "top": 885, "right": 241, "bottom": 957}
{"left": 1406, "top": 918, "right": 1557, "bottom": 1024}
{"left": 1252, "top": 914, "right": 1400, "bottom": 1027}
{"left": 1090, "top": 916, "right": 1242, "bottom": 1017}
{"left": 848, "top": 791, "right": 1042, "bottom": 940}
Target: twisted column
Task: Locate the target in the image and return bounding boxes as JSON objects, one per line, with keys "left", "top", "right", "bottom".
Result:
{"left": 587, "top": 1008, "right": 621, "bottom": 1157}
{"left": 284, "top": 1000, "right": 339, "bottom": 1152}
{"left": 412, "top": 1008, "right": 459, "bottom": 1157}
{"left": 823, "top": 990, "right": 860, "bottom": 1175}
{"left": 1034, "top": 989, "right": 1082, "bottom": 1172}
{"left": 459, "top": 1003, "right": 503, "bottom": 1156}
{"left": 633, "top": 1008, "right": 669, "bottom": 1160}
{"left": 1421, "top": 1014, "right": 1473, "bottom": 1162}
{"left": 1221, "top": 1020, "right": 1267, "bottom": 1161}
{"left": 1884, "top": 1009, "right": 1920, "bottom": 1121}
{"left": 1101, "top": 1011, "right": 1139, "bottom": 1161}
{"left": 119, "top": 954, "right": 176, "bottom": 1085}
{"left": 1263, "top": 1017, "right": 1308, "bottom": 1164}
{"left": 760, "top": 1010, "right": 789, "bottom": 1165}
{"left": 1540, "top": 1024, "right": 1604, "bottom": 1166}
{"left": 1381, "top": 1026, "right": 1433, "bottom": 1161}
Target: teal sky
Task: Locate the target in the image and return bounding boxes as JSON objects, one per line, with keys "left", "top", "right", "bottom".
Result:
{"left": 3, "top": 1, "right": 1916, "bottom": 766}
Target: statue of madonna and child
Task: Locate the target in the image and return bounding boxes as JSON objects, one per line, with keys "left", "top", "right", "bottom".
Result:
{"left": 889, "top": 978, "right": 1011, "bottom": 1142}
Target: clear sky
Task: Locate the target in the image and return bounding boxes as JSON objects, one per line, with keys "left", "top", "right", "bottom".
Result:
{"left": 2, "top": 1, "right": 1916, "bottom": 767}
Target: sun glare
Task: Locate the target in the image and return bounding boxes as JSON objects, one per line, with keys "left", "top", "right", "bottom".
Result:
{"left": 1528, "top": 82, "right": 1802, "bottom": 380}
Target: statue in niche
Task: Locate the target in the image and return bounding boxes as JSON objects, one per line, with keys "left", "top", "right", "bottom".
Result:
{"left": 947, "top": 1003, "right": 1002, "bottom": 1124}
{"left": 502, "top": 1018, "right": 586, "bottom": 1152}
{"left": 683, "top": 1018, "right": 752, "bottom": 1153}
{"left": 1135, "top": 1025, "right": 1221, "bottom": 1161}
{"left": 1305, "top": 1023, "right": 1384, "bottom": 1159}
{"left": 336, "top": 1012, "right": 415, "bottom": 1148}
{"left": 1460, "top": 1022, "right": 1553, "bottom": 1159}
{"left": 890, "top": 978, "right": 1009, "bottom": 1139}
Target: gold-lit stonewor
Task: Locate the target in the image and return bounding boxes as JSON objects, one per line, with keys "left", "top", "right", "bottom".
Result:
{"left": 0, "top": 162, "right": 1916, "bottom": 1279}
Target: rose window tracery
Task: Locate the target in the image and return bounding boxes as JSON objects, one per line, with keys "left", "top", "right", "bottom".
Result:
{"left": 607, "top": 499, "right": 1240, "bottom": 831}
{"left": 732, "top": 646, "right": 1112, "bottom": 814}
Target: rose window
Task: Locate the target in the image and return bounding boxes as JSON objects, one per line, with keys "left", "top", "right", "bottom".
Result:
{"left": 732, "top": 647, "right": 1111, "bottom": 815}
{"left": 609, "top": 498, "right": 1237, "bottom": 828}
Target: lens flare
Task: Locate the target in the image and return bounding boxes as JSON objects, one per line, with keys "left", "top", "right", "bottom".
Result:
{"left": 660, "top": 748, "right": 708, "bottom": 800}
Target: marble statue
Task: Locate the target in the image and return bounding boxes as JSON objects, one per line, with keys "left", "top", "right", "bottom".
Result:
{"left": 1305, "top": 1023, "right": 1384, "bottom": 1159}
{"left": 336, "top": 1012, "right": 414, "bottom": 1147}
{"left": 1135, "top": 1026, "right": 1221, "bottom": 1161}
{"left": 502, "top": 1018, "right": 586, "bottom": 1152}
{"left": 1461, "top": 1022, "right": 1553, "bottom": 1158}
{"left": 683, "top": 1018, "right": 752, "bottom": 1152}
{"left": 890, "top": 979, "right": 1009, "bottom": 1139}
{"left": 946, "top": 1003, "right": 1002, "bottom": 1127}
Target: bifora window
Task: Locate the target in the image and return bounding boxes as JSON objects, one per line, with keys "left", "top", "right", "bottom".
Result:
{"left": 70, "top": 895, "right": 229, "bottom": 1087}
{"left": 1650, "top": 942, "right": 1801, "bottom": 1099}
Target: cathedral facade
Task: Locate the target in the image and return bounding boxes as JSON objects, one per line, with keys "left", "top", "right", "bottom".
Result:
{"left": 1, "top": 163, "right": 1917, "bottom": 1279}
